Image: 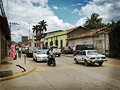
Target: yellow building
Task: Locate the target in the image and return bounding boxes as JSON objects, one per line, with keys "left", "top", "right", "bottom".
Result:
{"left": 44, "top": 31, "right": 67, "bottom": 48}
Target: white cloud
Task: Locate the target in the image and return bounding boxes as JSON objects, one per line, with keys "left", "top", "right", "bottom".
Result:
{"left": 76, "top": 17, "right": 86, "bottom": 26}
{"left": 76, "top": 0, "right": 120, "bottom": 25}
{"left": 71, "top": 3, "right": 83, "bottom": 6}
{"left": 72, "top": 8, "right": 79, "bottom": 13}
{"left": 3, "top": 0, "right": 73, "bottom": 42}
{"left": 53, "top": 6, "right": 59, "bottom": 10}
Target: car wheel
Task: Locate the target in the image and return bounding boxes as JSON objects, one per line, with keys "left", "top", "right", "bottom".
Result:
{"left": 74, "top": 58, "right": 78, "bottom": 64}
{"left": 84, "top": 60, "right": 89, "bottom": 66}
{"left": 99, "top": 62, "right": 103, "bottom": 66}
{"left": 58, "top": 54, "right": 61, "bottom": 57}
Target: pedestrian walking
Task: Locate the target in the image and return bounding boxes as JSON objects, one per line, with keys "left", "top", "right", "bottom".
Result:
{"left": 18, "top": 46, "right": 22, "bottom": 58}
{"left": 73, "top": 46, "right": 76, "bottom": 56}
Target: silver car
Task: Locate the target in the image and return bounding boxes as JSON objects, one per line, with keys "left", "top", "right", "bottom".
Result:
{"left": 33, "top": 49, "right": 48, "bottom": 62}
{"left": 74, "top": 50, "right": 107, "bottom": 66}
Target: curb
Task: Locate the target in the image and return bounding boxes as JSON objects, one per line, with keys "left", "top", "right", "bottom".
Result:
{"left": 0, "top": 63, "right": 36, "bottom": 81}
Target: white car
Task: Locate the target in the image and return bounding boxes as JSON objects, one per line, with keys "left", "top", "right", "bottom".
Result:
{"left": 33, "top": 49, "right": 48, "bottom": 62}
{"left": 74, "top": 50, "right": 107, "bottom": 66}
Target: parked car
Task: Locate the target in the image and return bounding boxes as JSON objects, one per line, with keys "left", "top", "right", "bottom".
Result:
{"left": 61, "top": 46, "right": 73, "bottom": 54}
{"left": 22, "top": 46, "right": 29, "bottom": 54}
{"left": 33, "top": 49, "right": 48, "bottom": 62}
{"left": 49, "top": 46, "right": 61, "bottom": 57}
{"left": 26, "top": 47, "right": 36, "bottom": 57}
{"left": 74, "top": 50, "right": 107, "bottom": 66}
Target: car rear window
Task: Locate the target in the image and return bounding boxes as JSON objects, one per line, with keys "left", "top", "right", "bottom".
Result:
{"left": 87, "top": 51, "right": 101, "bottom": 55}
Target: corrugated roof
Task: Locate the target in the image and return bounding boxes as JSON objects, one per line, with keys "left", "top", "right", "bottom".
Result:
{"left": 67, "top": 25, "right": 110, "bottom": 40}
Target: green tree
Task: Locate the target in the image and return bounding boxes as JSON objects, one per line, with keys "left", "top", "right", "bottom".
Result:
{"left": 38, "top": 20, "right": 47, "bottom": 34}
{"left": 84, "top": 13, "right": 106, "bottom": 29}
{"left": 32, "top": 20, "right": 47, "bottom": 38}
{"left": 32, "top": 25, "right": 39, "bottom": 37}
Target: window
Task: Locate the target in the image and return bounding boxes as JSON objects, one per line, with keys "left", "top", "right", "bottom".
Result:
{"left": 82, "top": 51, "right": 86, "bottom": 55}
{"left": 55, "top": 39, "right": 58, "bottom": 46}
{"left": 60, "top": 40, "right": 63, "bottom": 48}
{"left": 50, "top": 41, "right": 53, "bottom": 46}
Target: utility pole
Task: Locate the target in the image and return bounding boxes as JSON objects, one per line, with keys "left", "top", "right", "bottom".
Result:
{"left": 29, "top": 28, "right": 30, "bottom": 40}
{"left": 0, "top": 0, "right": 6, "bottom": 16}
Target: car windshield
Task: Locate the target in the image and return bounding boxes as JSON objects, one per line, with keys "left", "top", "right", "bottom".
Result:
{"left": 37, "top": 50, "right": 47, "bottom": 54}
{"left": 87, "top": 51, "right": 101, "bottom": 55}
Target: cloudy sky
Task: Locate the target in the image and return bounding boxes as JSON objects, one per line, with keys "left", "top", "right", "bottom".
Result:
{"left": 2, "top": 0, "right": 120, "bottom": 42}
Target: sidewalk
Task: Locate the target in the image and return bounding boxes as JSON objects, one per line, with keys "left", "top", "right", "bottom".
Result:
{"left": 0, "top": 55, "right": 36, "bottom": 81}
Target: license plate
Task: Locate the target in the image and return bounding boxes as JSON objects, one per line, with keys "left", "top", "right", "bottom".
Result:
{"left": 97, "top": 57, "right": 100, "bottom": 59}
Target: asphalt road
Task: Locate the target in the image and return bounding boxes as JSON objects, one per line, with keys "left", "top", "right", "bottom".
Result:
{"left": 0, "top": 55, "right": 120, "bottom": 90}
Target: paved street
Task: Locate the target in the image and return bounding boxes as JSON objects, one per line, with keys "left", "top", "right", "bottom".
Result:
{"left": 0, "top": 55, "right": 120, "bottom": 90}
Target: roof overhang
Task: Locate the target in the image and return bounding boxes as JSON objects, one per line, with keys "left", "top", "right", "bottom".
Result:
{"left": 0, "top": 16, "right": 11, "bottom": 40}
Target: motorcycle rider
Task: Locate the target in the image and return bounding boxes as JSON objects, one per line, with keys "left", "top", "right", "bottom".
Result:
{"left": 48, "top": 48, "right": 55, "bottom": 66}
{"left": 47, "top": 49, "right": 50, "bottom": 65}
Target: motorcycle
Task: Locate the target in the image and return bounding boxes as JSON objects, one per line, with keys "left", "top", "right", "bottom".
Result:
{"left": 47, "top": 55, "right": 56, "bottom": 67}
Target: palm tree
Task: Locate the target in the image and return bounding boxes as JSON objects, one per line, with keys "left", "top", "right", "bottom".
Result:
{"left": 84, "top": 13, "right": 105, "bottom": 29}
{"left": 38, "top": 20, "right": 48, "bottom": 34}
{"left": 32, "top": 25, "right": 39, "bottom": 37}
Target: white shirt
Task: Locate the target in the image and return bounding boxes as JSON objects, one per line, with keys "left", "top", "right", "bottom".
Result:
{"left": 49, "top": 50, "right": 54, "bottom": 55}
{"left": 19, "top": 47, "right": 21, "bottom": 51}
{"left": 73, "top": 47, "right": 75, "bottom": 51}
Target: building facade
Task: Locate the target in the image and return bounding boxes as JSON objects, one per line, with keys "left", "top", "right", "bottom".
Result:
{"left": 67, "top": 25, "right": 116, "bottom": 55}
{"left": 0, "top": 16, "right": 11, "bottom": 64}
{"left": 67, "top": 26, "right": 90, "bottom": 47}
{"left": 44, "top": 30, "right": 67, "bottom": 48}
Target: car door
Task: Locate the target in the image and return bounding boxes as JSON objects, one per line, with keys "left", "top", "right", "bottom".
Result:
{"left": 78, "top": 51, "right": 86, "bottom": 62}
{"left": 77, "top": 51, "right": 83, "bottom": 62}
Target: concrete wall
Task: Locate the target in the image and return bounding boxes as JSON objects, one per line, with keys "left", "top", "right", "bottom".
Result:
{"left": 68, "top": 33, "right": 109, "bottom": 55}
{"left": 68, "top": 37, "right": 93, "bottom": 47}
{"left": 94, "top": 33, "right": 109, "bottom": 55}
